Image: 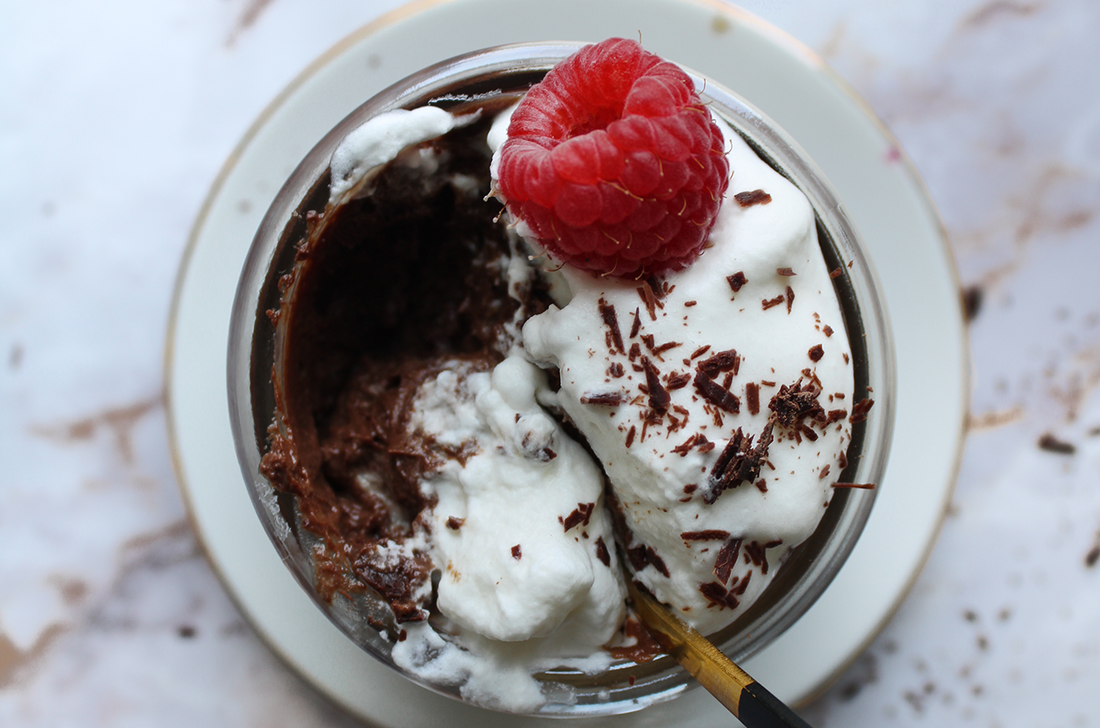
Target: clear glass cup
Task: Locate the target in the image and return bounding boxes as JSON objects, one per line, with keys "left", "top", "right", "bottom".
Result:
{"left": 227, "top": 42, "right": 896, "bottom": 717}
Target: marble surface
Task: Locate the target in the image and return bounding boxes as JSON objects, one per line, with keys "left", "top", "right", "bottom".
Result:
{"left": 3, "top": 0, "right": 1099, "bottom": 725}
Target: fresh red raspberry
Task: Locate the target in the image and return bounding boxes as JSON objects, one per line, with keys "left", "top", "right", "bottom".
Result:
{"left": 496, "top": 38, "right": 730, "bottom": 278}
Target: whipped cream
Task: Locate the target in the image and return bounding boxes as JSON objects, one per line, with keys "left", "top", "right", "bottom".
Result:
{"left": 492, "top": 106, "right": 855, "bottom": 635}
{"left": 320, "top": 96, "right": 854, "bottom": 709}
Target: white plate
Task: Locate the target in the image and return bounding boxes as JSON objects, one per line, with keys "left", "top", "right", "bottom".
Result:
{"left": 165, "top": 0, "right": 968, "bottom": 724}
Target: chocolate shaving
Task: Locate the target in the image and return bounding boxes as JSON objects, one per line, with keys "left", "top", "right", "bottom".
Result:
{"left": 731, "top": 571, "right": 751, "bottom": 595}
{"left": 746, "top": 382, "right": 760, "bottom": 415}
{"left": 823, "top": 325, "right": 834, "bottom": 337}
{"left": 595, "top": 537, "right": 611, "bottom": 567}
{"left": 628, "top": 544, "right": 670, "bottom": 578}
{"left": 769, "top": 379, "right": 826, "bottom": 430}
{"left": 713, "top": 537, "right": 743, "bottom": 584}
{"left": 697, "top": 349, "right": 740, "bottom": 378}
{"left": 699, "top": 581, "right": 740, "bottom": 610}
{"left": 511, "top": 544, "right": 522, "bottom": 560}
{"left": 446, "top": 516, "right": 465, "bottom": 530}
{"left": 762, "top": 295, "right": 785, "bottom": 310}
{"left": 625, "top": 425, "right": 636, "bottom": 448}
{"left": 681, "top": 530, "right": 732, "bottom": 541}
{"left": 628, "top": 342, "right": 641, "bottom": 361}
{"left": 666, "top": 371, "right": 691, "bottom": 390}
{"left": 690, "top": 345, "right": 711, "bottom": 360}
{"left": 832, "top": 482, "right": 876, "bottom": 489}
{"left": 581, "top": 392, "right": 625, "bottom": 406}
{"left": 672, "top": 432, "right": 711, "bottom": 456}
{"left": 637, "top": 281, "right": 660, "bottom": 320}
{"left": 808, "top": 344, "right": 824, "bottom": 362}
{"left": 849, "top": 398, "right": 875, "bottom": 424}
{"left": 776, "top": 267, "right": 796, "bottom": 277}
{"left": 743, "top": 539, "right": 782, "bottom": 575}
{"left": 785, "top": 285, "right": 795, "bottom": 314}
{"left": 734, "top": 189, "right": 772, "bottom": 207}
{"left": 629, "top": 308, "right": 642, "bottom": 338}
{"left": 819, "top": 465, "right": 831, "bottom": 480}
{"left": 727, "top": 271, "right": 747, "bottom": 293}
{"left": 829, "top": 266, "right": 843, "bottom": 279}
{"left": 703, "top": 423, "right": 774, "bottom": 504}
{"left": 561, "top": 502, "right": 595, "bottom": 532}
{"left": 642, "top": 357, "right": 670, "bottom": 413}
{"left": 608, "top": 362, "right": 625, "bottom": 378}
{"left": 693, "top": 371, "right": 740, "bottom": 413}
{"left": 598, "top": 298, "right": 625, "bottom": 354}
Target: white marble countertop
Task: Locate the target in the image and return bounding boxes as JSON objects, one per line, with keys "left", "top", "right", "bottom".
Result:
{"left": 3, "top": 0, "right": 1099, "bottom": 725}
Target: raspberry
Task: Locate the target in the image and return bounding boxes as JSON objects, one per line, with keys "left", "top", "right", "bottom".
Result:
{"left": 497, "top": 38, "right": 730, "bottom": 278}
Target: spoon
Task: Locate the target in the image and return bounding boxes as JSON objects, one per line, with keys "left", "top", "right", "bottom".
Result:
{"left": 626, "top": 578, "right": 814, "bottom": 728}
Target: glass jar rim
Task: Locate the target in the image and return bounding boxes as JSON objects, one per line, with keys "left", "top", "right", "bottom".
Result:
{"left": 227, "top": 41, "right": 896, "bottom": 717}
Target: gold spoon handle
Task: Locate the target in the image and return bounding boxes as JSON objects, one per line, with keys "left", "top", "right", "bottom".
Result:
{"left": 628, "top": 579, "right": 814, "bottom": 728}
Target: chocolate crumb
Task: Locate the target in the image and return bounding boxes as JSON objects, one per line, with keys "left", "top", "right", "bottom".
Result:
{"left": 819, "top": 465, "right": 831, "bottom": 480}
{"left": 625, "top": 425, "right": 636, "bottom": 448}
{"left": 808, "top": 344, "right": 824, "bottom": 362}
{"left": 785, "top": 285, "right": 795, "bottom": 314}
{"left": 754, "top": 479, "right": 768, "bottom": 493}
{"left": 734, "top": 189, "right": 772, "bottom": 207}
{"left": 685, "top": 300, "right": 698, "bottom": 307}
{"left": 777, "top": 267, "right": 796, "bottom": 277}
{"left": 1086, "top": 546, "right": 1100, "bottom": 568}
{"left": 829, "top": 266, "right": 843, "bottom": 279}
{"left": 446, "top": 516, "right": 465, "bottom": 530}
{"left": 727, "top": 271, "right": 747, "bottom": 293}
{"left": 511, "top": 544, "right": 522, "bottom": 560}
{"left": 962, "top": 285, "right": 983, "bottom": 321}
{"left": 608, "top": 362, "right": 625, "bottom": 378}
{"left": 823, "top": 325, "right": 834, "bottom": 337}
{"left": 1038, "top": 433, "right": 1076, "bottom": 455}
